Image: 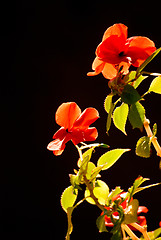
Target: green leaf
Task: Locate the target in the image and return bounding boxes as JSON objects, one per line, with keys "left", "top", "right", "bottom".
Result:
{"left": 96, "top": 215, "right": 108, "bottom": 233}
{"left": 135, "top": 182, "right": 161, "bottom": 195}
{"left": 128, "top": 102, "right": 145, "bottom": 129}
{"left": 85, "top": 180, "right": 109, "bottom": 205}
{"left": 77, "top": 148, "right": 94, "bottom": 168}
{"left": 148, "top": 76, "right": 161, "bottom": 94}
{"left": 153, "top": 123, "right": 157, "bottom": 137}
{"left": 123, "top": 199, "right": 139, "bottom": 224}
{"left": 121, "top": 84, "right": 141, "bottom": 104}
{"left": 97, "top": 148, "right": 130, "bottom": 171}
{"left": 127, "top": 176, "right": 149, "bottom": 201}
{"left": 136, "top": 48, "right": 161, "bottom": 76}
{"left": 136, "top": 136, "right": 151, "bottom": 158}
{"left": 113, "top": 103, "right": 129, "bottom": 135}
{"left": 104, "top": 93, "right": 113, "bottom": 113}
{"left": 61, "top": 186, "right": 78, "bottom": 213}
{"left": 86, "top": 162, "right": 96, "bottom": 180}
{"left": 133, "top": 75, "right": 148, "bottom": 89}
{"left": 123, "top": 71, "right": 136, "bottom": 83}
{"left": 106, "top": 187, "right": 123, "bottom": 205}
{"left": 106, "top": 101, "right": 115, "bottom": 134}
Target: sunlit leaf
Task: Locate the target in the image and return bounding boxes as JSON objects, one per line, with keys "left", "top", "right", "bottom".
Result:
{"left": 128, "top": 102, "right": 145, "bottom": 129}
{"left": 123, "top": 71, "right": 136, "bottom": 83}
{"left": 106, "top": 101, "right": 115, "bottom": 134}
{"left": 104, "top": 93, "right": 113, "bottom": 113}
{"left": 133, "top": 75, "right": 148, "bottom": 89}
{"left": 85, "top": 180, "right": 109, "bottom": 205}
{"left": 86, "top": 162, "right": 96, "bottom": 180}
{"left": 61, "top": 186, "right": 78, "bottom": 213}
{"left": 121, "top": 84, "right": 141, "bottom": 104}
{"left": 106, "top": 187, "right": 123, "bottom": 205}
{"left": 77, "top": 148, "right": 94, "bottom": 168}
{"left": 113, "top": 103, "right": 129, "bottom": 135}
{"left": 148, "top": 76, "right": 161, "bottom": 94}
{"left": 136, "top": 136, "right": 151, "bottom": 158}
{"left": 97, "top": 149, "right": 130, "bottom": 170}
{"left": 123, "top": 199, "right": 139, "bottom": 224}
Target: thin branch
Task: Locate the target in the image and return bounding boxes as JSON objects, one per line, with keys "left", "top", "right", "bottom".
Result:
{"left": 144, "top": 117, "right": 161, "bottom": 157}
{"left": 130, "top": 223, "right": 150, "bottom": 240}
{"left": 121, "top": 224, "right": 140, "bottom": 240}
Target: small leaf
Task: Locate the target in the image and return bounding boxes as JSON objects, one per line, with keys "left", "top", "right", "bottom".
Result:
{"left": 85, "top": 180, "right": 109, "bottom": 205}
{"left": 121, "top": 84, "right": 141, "bottom": 104}
{"left": 61, "top": 186, "right": 78, "bottom": 213}
{"left": 133, "top": 75, "right": 148, "bottom": 89}
{"left": 148, "top": 76, "right": 161, "bottom": 94}
{"left": 86, "top": 162, "right": 96, "bottom": 180}
{"left": 97, "top": 149, "right": 130, "bottom": 171}
{"left": 153, "top": 123, "right": 157, "bottom": 137}
{"left": 128, "top": 102, "right": 145, "bottom": 129}
{"left": 77, "top": 148, "right": 94, "bottom": 168}
{"left": 106, "top": 187, "right": 123, "bottom": 205}
{"left": 136, "top": 48, "right": 161, "bottom": 76}
{"left": 104, "top": 93, "right": 113, "bottom": 113}
{"left": 136, "top": 136, "right": 151, "bottom": 158}
{"left": 135, "top": 182, "right": 161, "bottom": 195}
{"left": 96, "top": 215, "right": 108, "bottom": 233}
{"left": 123, "top": 71, "right": 136, "bottom": 83}
{"left": 123, "top": 199, "right": 139, "bottom": 224}
{"left": 106, "top": 101, "right": 115, "bottom": 134}
{"left": 113, "top": 103, "right": 129, "bottom": 135}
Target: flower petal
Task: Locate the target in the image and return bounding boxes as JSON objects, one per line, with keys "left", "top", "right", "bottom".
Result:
{"left": 102, "top": 23, "right": 127, "bottom": 42}
{"left": 55, "top": 102, "right": 81, "bottom": 129}
{"left": 47, "top": 128, "right": 71, "bottom": 155}
{"left": 87, "top": 57, "right": 105, "bottom": 76}
{"left": 127, "top": 36, "right": 156, "bottom": 67}
{"left": 137, "top": 206, "right": 148, "bottom": 214}
{"left": 73, "top": 108, "right": 99, "bottom": 129}
{"left": 102, "top": 63, "right": 118, "bottom": 79}
{"left": 71, "top": 127, "right": 98, "bottom": 145}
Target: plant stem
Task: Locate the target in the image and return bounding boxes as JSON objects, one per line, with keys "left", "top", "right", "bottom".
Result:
{"left": 144, "top": 117, "right": 161, "bottom": 157}
{"left": 83, "top": 175, "right": 105, "bottom": 211}
{"left": 121, "top": 224, "right": 140, "bottom": 240}
{"left": 130, "top": 223, "right": 150, "bottom": 240}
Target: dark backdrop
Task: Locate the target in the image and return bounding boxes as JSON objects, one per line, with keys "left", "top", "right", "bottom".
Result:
{"left": 1, "top": 1, "right": 161, "bottom": 239}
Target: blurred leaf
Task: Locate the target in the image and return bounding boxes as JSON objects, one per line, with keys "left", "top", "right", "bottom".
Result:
{"left": 96, "top": 215, "right": 108, "bottom": 233}
{"left": 148, "top": 76, "right": 161, "bottom": 94}
{"left": 136, "top": 48, "right": 161, "bottom": 76}
{"left": 104, "top": 93, "right": 113, "bottom": 113}
{"left": 141, "top": 228, "right": 161, "bottom": 240}
{"left": 61, "top": 186, "right": 78, "bottom": 213}
{"left": 97, "top": 149, "right": 130, "bottom": 171}
{"left": 136, "top": 136, "right": 151, "bottom": 158}
{"left": 123, "top": 199, "right": 139, "bottom": 224}
{"left": 135, "top": 182, "right": 161, "bottom": 194}
{"left": 121, "top": 85, "right": 141, "bottom": 104}
{"left": 128, "top": 102, "right": 145, "bottom": 129}
{"left": 85, "top": 180, "right": 109, "bottom": 205}
{"left": 113, "top": 103, "right": 129, "bottom": 135}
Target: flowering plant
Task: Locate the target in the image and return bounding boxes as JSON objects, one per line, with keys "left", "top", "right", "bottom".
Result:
{"left": 48, "top": 24, "right": 161, "bottom": 240}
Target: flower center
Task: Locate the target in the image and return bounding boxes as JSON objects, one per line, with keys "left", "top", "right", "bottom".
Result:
{"left": 119, "top": 51, "right": 125, "bottom": 57}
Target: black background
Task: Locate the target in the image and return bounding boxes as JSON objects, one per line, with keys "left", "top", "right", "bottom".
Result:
{"left": 1, "top": 0, "right": 161, "bottom": 239}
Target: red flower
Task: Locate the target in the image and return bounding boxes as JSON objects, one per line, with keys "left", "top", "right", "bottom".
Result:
{"left": 47, "top": 102, "right": 99, "bottom": 155}
{"left": 87, "top": 23, "right": 156, "bottom": 79}
{"left": 102, "top": 192, "right": 148, "bottom": 231}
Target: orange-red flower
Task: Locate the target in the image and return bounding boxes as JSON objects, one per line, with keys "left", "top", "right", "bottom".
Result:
{"left": 102, "top": 192, "right": 148, "bottom": 230}
{"left": 47, "top": 102, "right": 99, "bottom": 155}
{"left": 87, "top": 23, "right": 156, "bottom": 79}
